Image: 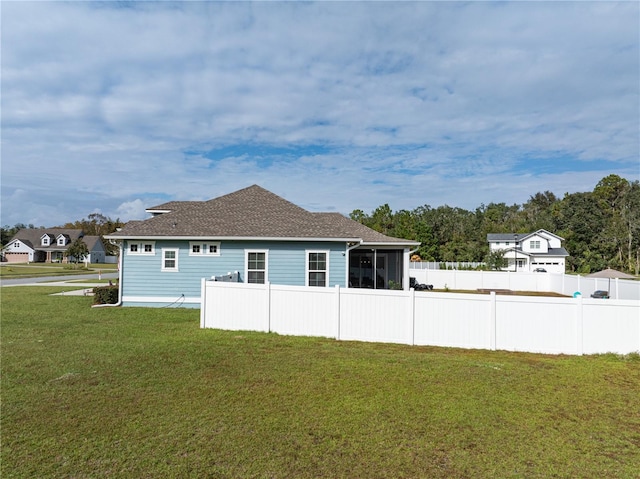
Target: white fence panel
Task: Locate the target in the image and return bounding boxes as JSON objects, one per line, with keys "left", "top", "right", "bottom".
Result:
{"left": 414, "top": 293, "right": 493, "bottom": 350}
{"left": 202, "top": 281, "right": 270, "bottom": 332}
{"left": 339, "top": 289, "right": 413, "bottom": 345}
{"left": 201, "top": 280, "right": 640, "bottom": 355}
{"left": 582, "top": 300, "right": 640, "bottom": 354}
{"left": 496, "top": 296, "right": 579, "bottom": 354}
{"left": 270, "top": 284, "right": 338, "bottom": 338}
{"left": 411, "top": 268, "right": 639, "bottom": 300}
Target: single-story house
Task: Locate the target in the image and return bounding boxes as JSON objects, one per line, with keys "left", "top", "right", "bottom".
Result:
{"left": 1, "top": 229, "right": 106, "bottom": 264}
{"left": 487, "top": 229, "right": 569, "bottom": 273}
{"left": 106, "top": 185, "right": 420, "bottom": 308}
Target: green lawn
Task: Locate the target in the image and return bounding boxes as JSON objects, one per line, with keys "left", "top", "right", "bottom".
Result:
{"left": 2, "top": 287, "right": 639, "bottom": 478}
{"left": 0, "top": 262, "right": 117, "bottom": 279}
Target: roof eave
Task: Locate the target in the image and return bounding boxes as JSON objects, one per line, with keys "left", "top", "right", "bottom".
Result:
{"left": 359, "top": 240, "right": 421, "bottom": 247}
{"left": 106, "top": 234, "right": 365, "bottom": 243}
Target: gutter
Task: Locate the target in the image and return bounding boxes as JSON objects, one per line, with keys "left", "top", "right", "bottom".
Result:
{"left": 105, "top": 234, "right": 364, "bottom": 243}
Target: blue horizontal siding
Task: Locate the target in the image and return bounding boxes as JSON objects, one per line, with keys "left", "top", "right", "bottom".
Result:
{"left": 120, "top": 239, "right": 348, "bottom": 307}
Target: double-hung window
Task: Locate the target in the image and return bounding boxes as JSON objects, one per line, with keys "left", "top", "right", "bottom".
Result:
{"left": 246, "top": 251, "right": 267, "bottom": 284}
{"left": 530, "top": 240, "right": 541, "bottom": 250}
{"left": 307, "top": 251, "right": 328, "bottom": 287}
{"left": 162, "top": 248, "right": 179, "bottom": 271}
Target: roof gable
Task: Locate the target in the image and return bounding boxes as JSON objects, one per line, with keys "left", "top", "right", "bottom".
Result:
{"left": 82, "top": 236, "right": 105, "bottom": 251}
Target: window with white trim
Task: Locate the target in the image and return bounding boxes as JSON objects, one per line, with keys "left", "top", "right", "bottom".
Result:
{"left": 530, "top": 240, "right": 541, "bottom": 249}
{"left": 189, "top": 241, "right": 221, "bottom": 256}
{"left": 162, "top": 248, "right": 179, "bottom": 271}
{"left": 246, "top": 251, "right": 267, "bottom": 284}
{"left": 42, "top": 236, "right": 50, "bottom": 246}
{"left": 307, "top": 251, "right": 328, "bottom": 287}
{"left": 57, "top": 236, "right": 66, "bottom": 246}
{"left": 127, "top": 241, "right": 155, "bottom": 255}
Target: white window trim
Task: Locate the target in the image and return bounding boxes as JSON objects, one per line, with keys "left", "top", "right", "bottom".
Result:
{"left": 306, "top": 250, "right": 329, "bottom": 287}
{"left": 161, "top": 248, "right": 179, "bottom": 272}
{"left": 56, "top": 235, "right": 67, "bottom": 246}
{"left": 127, "top": 241, "right": 156, "bottom": 255}
{"left": 245, "top": 249, "right": 268, "bottom": 284}
{"left": 189, "top": 241, "right": 221, "bottom": 257}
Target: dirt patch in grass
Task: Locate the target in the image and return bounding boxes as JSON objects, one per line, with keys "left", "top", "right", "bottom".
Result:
{"left": 428, "top": 288, "right": 571, "bottom": 297}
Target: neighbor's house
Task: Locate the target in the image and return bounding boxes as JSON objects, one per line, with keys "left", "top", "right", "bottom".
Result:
{"left": 106, "top": 185, "right": 420, "bottom": 308}
{"left": 1, "top": 229, "right": 106, "bottom": 264}
{"left": 487, "top": 230, "right": 569, "bottom": 273}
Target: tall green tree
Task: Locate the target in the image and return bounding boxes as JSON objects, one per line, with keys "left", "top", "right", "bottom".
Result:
{"left": 59, "top": 213, "right": 124, "bottom": 255}
{"left": 552, "top": 191, "right": 606, "bottom": 273}
{"left": 485, "top": 248, "right": 508, "bottom": 270}
{"left": 65, "top": 239, "right": 90, "bottom": 267}
{"left": 521, "top": 191, "right": 558, "bottom": 231}
{"left": 620, "top": 180, "right": 640, "bottom": 274}
{"left": 348, "top": 174, "right": 636, "bottom": 273}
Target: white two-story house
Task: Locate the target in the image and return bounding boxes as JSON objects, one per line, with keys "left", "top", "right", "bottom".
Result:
{"left": 487, "top": 229, "right": 569, "bottom": 273}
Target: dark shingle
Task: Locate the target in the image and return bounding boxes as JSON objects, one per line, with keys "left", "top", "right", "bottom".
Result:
{"left": 110, "top": 185, "right": 417, "bottom": 245}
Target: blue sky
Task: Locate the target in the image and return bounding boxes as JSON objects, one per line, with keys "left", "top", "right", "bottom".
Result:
{"left": 2, "top": 1, "right": 638, "bottom": 227}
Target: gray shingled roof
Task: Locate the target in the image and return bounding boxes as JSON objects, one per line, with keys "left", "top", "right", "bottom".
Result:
{"left": 548, "top": 247, "right": 569, "bottom": 257}
{"left": 82, "top": 235, "right": 105, "bottom": 251}
{"left": 487, "top": 233, "right": 527, "bottom": 242}
{"left": 487, "top": 230, "right": 564, "bottom": 242}
{"left": 9, "top": 228, "right": 84, "bottom": 251}
{"left": 109, "top": 185, "right": 417, "bottom": 245}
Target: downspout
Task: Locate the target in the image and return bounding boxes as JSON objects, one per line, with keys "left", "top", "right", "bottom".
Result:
{"left": 92, "top": 239, "right": 123, "bottom": 308}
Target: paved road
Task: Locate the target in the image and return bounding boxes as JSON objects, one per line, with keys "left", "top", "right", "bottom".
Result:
{"left": 0, "top": 272, "right": 119, "bottom": 287}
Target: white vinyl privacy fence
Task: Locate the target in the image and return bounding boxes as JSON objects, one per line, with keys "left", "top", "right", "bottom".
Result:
{"left": 409, "top": 268, "right": 640, "bottom": 300}
{"left": 200, "top": 280, "right": 640, "bottom": 356}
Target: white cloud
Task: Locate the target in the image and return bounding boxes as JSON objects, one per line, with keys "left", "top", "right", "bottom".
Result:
{"left": 116, "top": 199, "right": 150, "bottom": 222}
{"left": 1, "top": 1, "right": 638, "bottom": 227}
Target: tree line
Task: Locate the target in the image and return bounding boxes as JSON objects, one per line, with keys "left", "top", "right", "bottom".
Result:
{"left": 350, "top": 174, "right": 640, "bottom": 274}
{"left": 2, "top": 175, "right": 638, "bottom": 274}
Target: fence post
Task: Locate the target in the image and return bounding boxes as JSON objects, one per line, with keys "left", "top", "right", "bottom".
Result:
{"left": 490, "top": 292, "right": 497, "bottom": 351}
{"left": 200, "top": 278, "right": 206, "bottom": 328}
{"left": 266, "top": 281, "right": 272, "bottom": 333}
{"left": 335, "top": 284, "right": 341, "bottom": 340}
{"left": 576, "top": 295, "right": 584, "bottom": 355}
{"left": 411, "top": 287, "right": 416, "bottom": 346}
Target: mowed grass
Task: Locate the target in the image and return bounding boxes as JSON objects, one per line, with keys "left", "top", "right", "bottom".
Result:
{"left": 0, "top": 263, "right": 117, "bottom": 279}
{"left": 2, "top": 287, "right": 639, "bottom": 478}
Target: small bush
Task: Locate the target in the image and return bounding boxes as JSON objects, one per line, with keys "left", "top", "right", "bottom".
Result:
{"left": 93, "top": 285, "right": 119, "bottom": 305}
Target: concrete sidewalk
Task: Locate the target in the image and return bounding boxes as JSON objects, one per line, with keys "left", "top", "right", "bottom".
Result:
{"left": 50, "top": 287, "right": 97, "bottom": 296}
{"left": 2, "top": 280, "right": 114, "bottom": 296}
